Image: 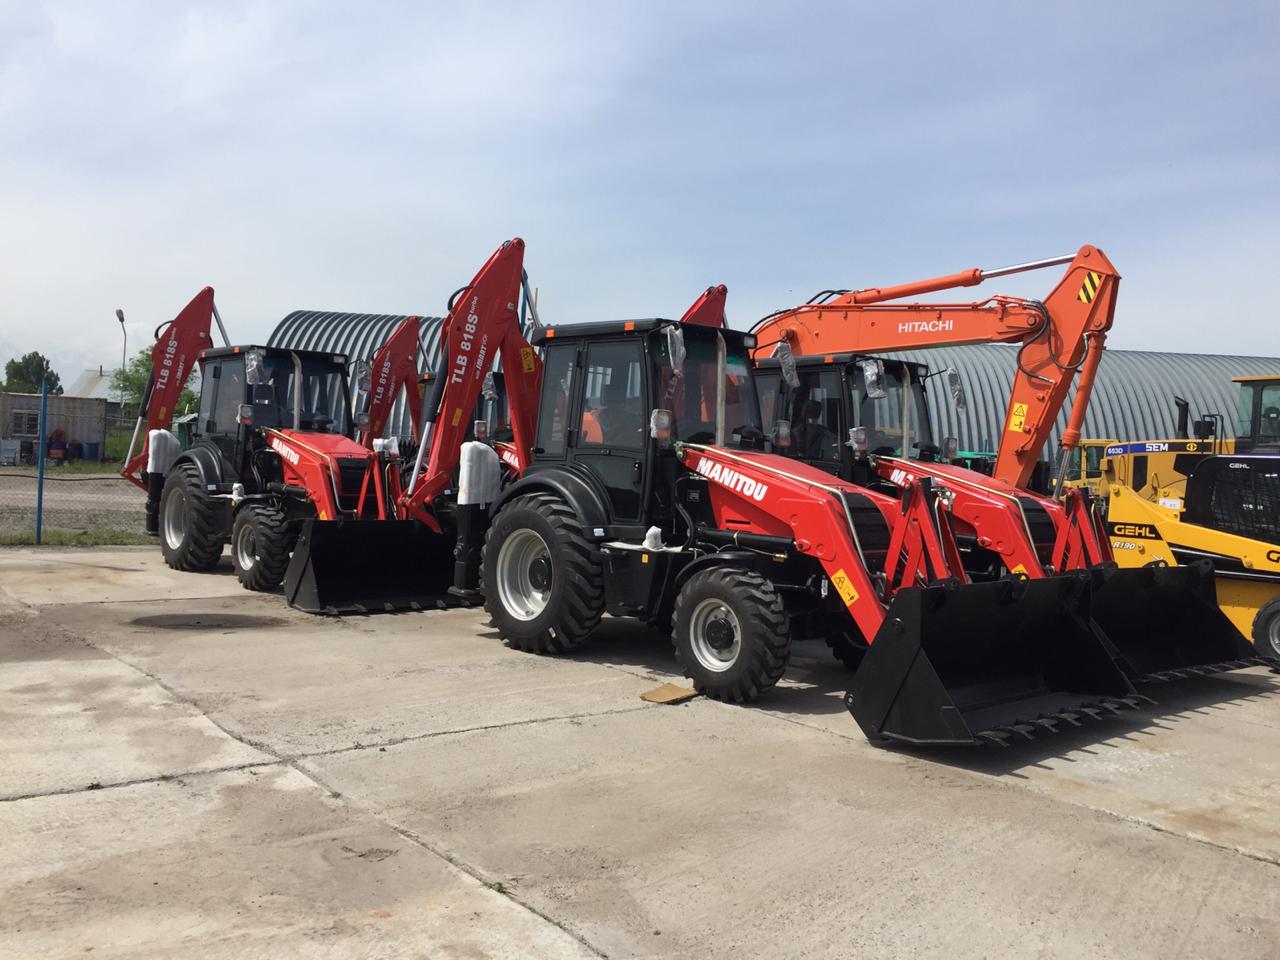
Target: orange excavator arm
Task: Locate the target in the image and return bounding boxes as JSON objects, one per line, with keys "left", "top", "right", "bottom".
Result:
{"left": 119, "top": 287, "right": 225, "bottom": 489}
{"left": 400, "top": 238, "right": 542, "bottom": 521}
{"left": 751, "top": 245, "right": 1119, "bottom": 489}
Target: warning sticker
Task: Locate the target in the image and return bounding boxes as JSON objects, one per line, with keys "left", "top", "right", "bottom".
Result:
{"left": 1077, "top": 271, "right": 1103, "bottom": 304}
{"left": 1008, "top": 402, "right": 1028, "bottom": 433}
{"left": 830, "top": 569, "right": 860, "bottom": 607}
{"left": 520, "top": 346, "right": 536, "bottom": 373}
{"left": 1010, "top": 563, "right": 1028, "bottom": 576}
{"left": 451, "top": 407, "right": 463, "bottom": 427}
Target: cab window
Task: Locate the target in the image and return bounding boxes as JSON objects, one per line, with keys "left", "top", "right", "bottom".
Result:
{"left": 580, "top": 341, "right": 645, "bottom": 449}
{"left": 786, "top": 370, "right": 842, "bottom": 462}
{"left": 535, "top": 344, "right": 575, "bottom": 457}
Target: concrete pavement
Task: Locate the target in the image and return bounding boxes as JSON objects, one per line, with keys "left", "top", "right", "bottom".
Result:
{"left": 2, "top": 546, "right": 1278, "bottom": 958}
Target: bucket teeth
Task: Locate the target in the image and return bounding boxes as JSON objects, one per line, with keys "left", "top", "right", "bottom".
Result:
{"left": 1030, "top": 718, "right": 1059, "bottom": 733}
{"left": 1055, "top": 711, "right": 1084, "bottom": 727}
{"left": 1003, "top": 723, "right": 1037, "bottom": 740}
{"left": 977, "top": 730, "right": 1011, "bottom": 747}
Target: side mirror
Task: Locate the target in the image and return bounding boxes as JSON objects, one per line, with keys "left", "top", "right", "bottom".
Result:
{"left": 237, "top": 403, "right": 254, "bottom": 426}
{"left": 354, "top": 411, "right": 371, "bottom": 431}
{"left": 774, "top": 341, "right": 800, "bottom": 389}
{"left": 859, "top": 358, "right": 887, "bottom": 400}
{"left": 946, "top": 367, "right": 967, "bottom": 411}
{"left": 665, "top": 326, "right": 687, "bottom": 380}
{"left": 482, "top": 371, "right": 498, "bottom": 401}
{"left": 847, "top": 425, "right": 868, "bottom": 453}
{"left": 245, "top": 348, "right": 268, "bottom": 386}
{"left": 773, "top": 419, "right": 791, "bottom": 449}
{"left": 352, "top": 359, "right": 372, "bottom": 396}
{"left": 942, "top": 436, "right": 959, "bottom": 460}
{"left": 473, "top": 419, "right": 489, "bottom": 442}
{"left": 650, "top": 408, "right": 674, "bottom": 447}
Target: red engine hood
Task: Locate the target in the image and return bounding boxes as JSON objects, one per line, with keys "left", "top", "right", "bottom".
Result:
{"left": 266, "top": 428, "right": 371, "bottom": 459}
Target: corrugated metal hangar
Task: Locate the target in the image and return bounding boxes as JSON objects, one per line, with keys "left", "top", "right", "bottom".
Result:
{"left": 269, "top": 310, "right": 1280, "bottom": 458}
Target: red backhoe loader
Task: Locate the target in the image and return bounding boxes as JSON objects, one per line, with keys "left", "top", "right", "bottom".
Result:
{"left": 479, "top": 308, "right": 1141, "bottom": 746}
{"left": 750, "top": 247, "right": 1265, "bottom": 681}
{"left": 126, "top": 240, "right": 541, "bottom": 614}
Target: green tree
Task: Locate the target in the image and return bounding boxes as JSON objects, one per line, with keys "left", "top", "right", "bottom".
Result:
{"left": 110, "top": 348, "right": 200, "bottom": 420}
{"left": 3, "top": 352, "right": 63, "bottom": 394}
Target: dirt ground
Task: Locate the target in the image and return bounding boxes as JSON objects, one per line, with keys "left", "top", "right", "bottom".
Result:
{"left": 2, "top": 546, "right": 1278, "bottom": 959}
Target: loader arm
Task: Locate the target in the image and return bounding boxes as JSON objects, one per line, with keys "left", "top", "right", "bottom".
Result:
{"left": 677, "top": 442, "right": 1135, "bottom": 745}
{"left": 400, "top": 238, "right": 541, "bottom": 524}
{"left": 119, "top": 287, "right": 218, "bottom": 489}
{"left": 751, "top": 245, "right": 1120, "bottom": 489}
{"left": 361, "top": 316, "right": 424, "bottom": 448}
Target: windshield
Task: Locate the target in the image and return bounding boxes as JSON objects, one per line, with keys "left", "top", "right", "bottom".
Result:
{"left": 253, "top": 354, "right": 353, "bottom": 435}
{"left": 853, "top": 362, "right": 931, "bottom": 457}
{"left": 655, "top": 328, "right": 762, "bottom": 447}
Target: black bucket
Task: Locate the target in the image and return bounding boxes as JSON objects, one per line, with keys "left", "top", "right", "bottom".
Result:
{"left": 845, "top": 573, "right": 1138, "bottom": 746}
{"left": 1090, "top": 559, "right": 1262, "bottom": 682}
{"left": 285, "top": 519, "right": 466, "bottom": 614}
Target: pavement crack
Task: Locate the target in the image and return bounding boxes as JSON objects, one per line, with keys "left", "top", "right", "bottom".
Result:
{"left": 0, "top": 760, "right": 282, "bottom": 803}
{"left": 293, "top": 703, "right": 658, "bottom": 762}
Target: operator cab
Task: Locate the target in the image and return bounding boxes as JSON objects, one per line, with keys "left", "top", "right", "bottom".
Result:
{"left": 755, "top": 353, "right": 937, "bottom": 481}
{"left": 1234, "top": 375, "right": 1280, "bottom": 453}
{"left": 527, "top": 319, "right": 763, "bottom": 525}
{"left": 195, "top": 344, "right": 354, "bottom": 476}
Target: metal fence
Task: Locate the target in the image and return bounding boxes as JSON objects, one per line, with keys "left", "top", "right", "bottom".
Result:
{"left": 0, "top": 386, "right": 149, "bottom": 545}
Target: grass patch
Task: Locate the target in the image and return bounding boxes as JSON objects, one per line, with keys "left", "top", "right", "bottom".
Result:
{"left": 0, "top": 526, "right": 153, "bottom": 546}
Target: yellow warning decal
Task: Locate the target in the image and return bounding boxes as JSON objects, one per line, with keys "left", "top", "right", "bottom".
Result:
{"left": 451, "top": 407, "right": 463, "bottom": 427}
{"left": 831, "top": 569, "right": 860, "bottom": 607}
{"left": 520, "top": 346, "right": 536, "bottom": 373}
{"left": 318, "top": 510, "right": 328, "bottom": 520}
{"left": 1010, "top": 563, "right": 1028, "bottom": 576}
{"left": 1077, "top": 271, "right": 1103, "bottom": 304}
{"left": 1008, "top": 402, "right": 1028, "bottom": 433}
{"left": 158, "top": 405, "right": 168, "bottom": 421}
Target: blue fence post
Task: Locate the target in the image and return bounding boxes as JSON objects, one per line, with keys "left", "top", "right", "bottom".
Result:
{"left": 35, "top": 377, "right": 48, "bottom": 544}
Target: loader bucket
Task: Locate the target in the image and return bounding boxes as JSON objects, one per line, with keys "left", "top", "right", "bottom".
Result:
{"left": 284, "top": 519, "right": 464, "bottom": 614}
{"left": 1089, "top": 559, "right": 1263, "bottom": 682}
{"left": 845, "top": 573, "right": 1138, "bottom": 747}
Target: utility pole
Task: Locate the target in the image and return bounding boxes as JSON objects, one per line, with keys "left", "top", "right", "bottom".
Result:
{"left": 115, "top": 308, "right": 127, "bottom": 409}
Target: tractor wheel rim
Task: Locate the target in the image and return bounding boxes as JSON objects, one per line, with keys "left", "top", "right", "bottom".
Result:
{"left": 234, "top": 522, "right": 258, "bottom": 572}
{"left": 162, "top": 488, "right": 186, "bottom": 551}
{"left": 1267, "top": 614, "right": 1280, "bottom": 659}
{"left": 496, "top": 528, "right": 552, "bottom": 621}
{"left": 689, "top": 598, "right": 741, "bottom": 672}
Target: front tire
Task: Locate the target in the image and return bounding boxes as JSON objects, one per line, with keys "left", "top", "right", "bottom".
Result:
{"left": 231, "top": 504, "right": 292, "bottom": 591}
{"left": 159, "top": 463, "right": 225, "bottom": 572}
{"left": 482, "top": 493, "right": 605, "bottom": 653}
{"left": 672, "top": 568, "right": 790, "bottom": 702}
{"left": 1253, "top": 597, "right": 1280, "bottom": 661}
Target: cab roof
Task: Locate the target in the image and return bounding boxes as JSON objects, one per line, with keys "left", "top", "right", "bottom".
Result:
{"left": 198, "top": 344, "right": 349, "bottom": 365}
{"left": 530, "top": 319, "right": 756, "bottom": 346}
{"left": 756, "top": 352, "right": 930, "bottom": 372}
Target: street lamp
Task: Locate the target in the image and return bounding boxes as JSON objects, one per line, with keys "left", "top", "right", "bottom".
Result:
{"left": 115, "top": 308, "right": 126, "bottom": 407}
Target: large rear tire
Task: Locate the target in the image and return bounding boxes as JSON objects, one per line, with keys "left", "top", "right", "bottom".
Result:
{"left": 482, "top": 493, "right": 605, "bottom": 653}
{"left": 672, "top": 568, "right": 790, "bottom": 702}
{"left": 159, "top": 463, "right": 225, "bottom": 572}
{"left": 231, "top": 504, "right": 292, "bottom": 592}
{"left": 1253, "top": 597, "right": 1280, "bottom": 661}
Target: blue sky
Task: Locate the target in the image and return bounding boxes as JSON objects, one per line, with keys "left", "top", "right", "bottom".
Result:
{"left": 1, "top": 0, "right": 1277, "bottom": 380}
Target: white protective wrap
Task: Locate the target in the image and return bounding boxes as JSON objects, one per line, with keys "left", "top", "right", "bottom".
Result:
{"left": 146, "top": 429, "right": 181, "bottom": 475}
{"left": 457, "top": 441, "right": 502, "bottom": 506}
